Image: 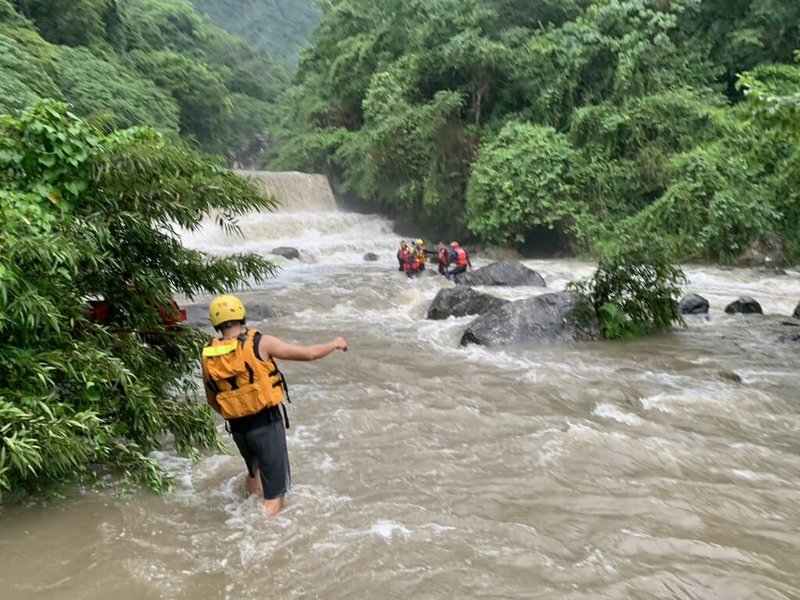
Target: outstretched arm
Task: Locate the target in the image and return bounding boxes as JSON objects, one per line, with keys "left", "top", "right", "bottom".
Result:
{"left": 259, "top": 334, "right": 348, "bottom": 361}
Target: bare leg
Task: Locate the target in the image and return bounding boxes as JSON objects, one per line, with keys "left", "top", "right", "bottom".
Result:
{"left": 245, "top": 468, "right": 263, "bottom": 496}
{"left": 263, "top": 496, "right": 284, "bottom": 517}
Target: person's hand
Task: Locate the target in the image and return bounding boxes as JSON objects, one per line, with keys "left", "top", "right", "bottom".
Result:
{"left": 333, "top": 337, "right": 348, "bottom": 352}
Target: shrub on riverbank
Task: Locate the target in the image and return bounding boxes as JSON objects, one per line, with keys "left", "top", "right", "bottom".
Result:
{"left": 0, "top": 102, "right": 276, "bottom": 499}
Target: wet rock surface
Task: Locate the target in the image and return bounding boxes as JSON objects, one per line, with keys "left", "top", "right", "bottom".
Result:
{"left": 427, "top": 287, "right": 508, "bottom": 320}
{"left": 460, "top": 291, "right": 599, "bottom": 346}
{"left": 272, "top": 246, "right": 300, "bottom": 260}
{"left": 725, "top": 297, "right": 763, "bottom": 315}
{"left": 455, "top": 261, "right": 546, "bottom": 287}
{"left": 679, "top": 293, "right": 710, "bottom": 315}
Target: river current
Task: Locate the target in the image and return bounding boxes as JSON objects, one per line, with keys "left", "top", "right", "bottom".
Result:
{"left": 2, "top": 174, "right": 799, "bottom": 599}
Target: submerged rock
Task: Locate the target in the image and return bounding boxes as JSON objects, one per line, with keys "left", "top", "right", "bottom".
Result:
{"left": 724, "top": 297, "right": 763, "bottom": 315}
{"left": 679, "top": 293, "right": 710, "bottom": 315}
{"left": 460, "top": 291, "right": 599, "bottom": 346}
{"left": 427, "top": 287, "right": 508, "bottom": 320}
{"left": 794, "top": 301, "right": 800, "bottom": 320}
{"left": 272, "top": 246, "right": 300, "bottom": 260}
{"left": 363, "top": 252, "right": 379, "bottom": 262}
{"left": 455, "top": 261, "right": 546, "bottom": 287}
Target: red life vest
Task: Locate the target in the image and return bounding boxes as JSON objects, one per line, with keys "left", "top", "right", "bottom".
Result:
{"left": 454, "top": 247, "right": 469, "bottom": 268}
{"left": 407, "top": 251, "right": 420, "bottom": 271}
{"left": 438, "top": 247, "right": 450, "bottom": 265}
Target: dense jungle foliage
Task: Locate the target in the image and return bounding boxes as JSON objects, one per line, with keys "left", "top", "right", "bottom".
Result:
{"left": 190, "top": 0, "right": 320, "bottom": 68}
{"left": 269, "top": 0, "right": 800, "bottom": 265}
{"left": 0, "top": 102, "right": 278, "bottom": 498}
{"left": 0, "top": 0, "right": 288, "bottom": 157}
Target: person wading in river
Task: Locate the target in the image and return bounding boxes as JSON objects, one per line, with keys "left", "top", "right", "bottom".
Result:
{"left": 201, "top": 294, "right": 348, "bottom": 516}
{"left": 446, "top": 241, "right": 471, "bottom": 279}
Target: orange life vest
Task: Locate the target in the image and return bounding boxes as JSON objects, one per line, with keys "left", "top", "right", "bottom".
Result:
{"left": 454, "top": 247, "right": 469, "bottom": 268}
{"left": 201, "top": 329, "right": 289, "bottom": 420}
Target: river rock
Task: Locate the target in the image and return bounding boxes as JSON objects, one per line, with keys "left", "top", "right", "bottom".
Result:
{"left": 460, "top": 291, "right": 599, "bottom": 346}
{"left": 679, "top": 293, "right": 710, "bottom": 315}
{"left": 363, "top": 252, "right": 379, "bottom": 262}
{"left": 794, "top": 301, "right": 800, "bottom": 320}
{"left": 736, "top": 235, "right": 784, "bottom": 269}
{"left": 272, "top": 246, "right": 300, "bottom": 260}
{"left": 183, "top": 302, "right": 280, "bottom": 328}
{"left": 724, "top": 297, "right": 763, "bottom": 315}
{"left": 427, "top": 287, "right": 508, "bottom": 320}
{"left": 454, "top": 261, "right": 546, "bottom": 287}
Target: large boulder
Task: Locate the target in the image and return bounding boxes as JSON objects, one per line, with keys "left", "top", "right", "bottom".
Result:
{"left": 736, "top": 235, "right": 784, "bottom": 269}
{"left": 679, "top": 293, "right": 710, "bottom": 315}
{"left": 272, "top": 246, "right": 300, "bottom": 260}
{"left": 724, "top": 297, "right": 763, "bottom": 315}
{"left": 183, "top": 301, "right": 280, "bottom": 328}
{"left": 427, "top": 287, "right": 508, "bottom": 320}
{"left": 460, "top": 291, "right": 599, "bottom": 346}
{"left": 455, "top": 261, "right": 546, "bottom": 287}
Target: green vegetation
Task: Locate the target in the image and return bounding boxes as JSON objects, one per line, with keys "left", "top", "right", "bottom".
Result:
{"left": 569, "top": 235, "right": 686, "bottom": 339}
{"left": 271, "top": 0, "right": 800, "bottom": 265}
{"left": 0, "top": 102, "right": 277, "bottom": 498}
{"left": 190, "top": 0, "right": 320, "bottom": 68}
{"left": 0, "top": 0, "right": 288, "bottom": 157}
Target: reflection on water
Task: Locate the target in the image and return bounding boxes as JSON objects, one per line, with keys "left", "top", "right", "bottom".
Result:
{"left": 2, "top": 189, "right": 800, "bottom": 599}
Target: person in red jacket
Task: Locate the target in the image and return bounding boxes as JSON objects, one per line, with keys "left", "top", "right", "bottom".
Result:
{"left": 396, "top": 240, "right": 409, "bottom": 271}
{"left": 446, "top": 241, "right": 471, "bottom": 279}
{"left": 437, "top": 242, "right": 450, "bottom": 275}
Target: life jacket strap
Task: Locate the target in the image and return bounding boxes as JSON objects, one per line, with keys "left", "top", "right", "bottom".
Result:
{"left": 244, "top": 362, "right": 255, "bottom": 385}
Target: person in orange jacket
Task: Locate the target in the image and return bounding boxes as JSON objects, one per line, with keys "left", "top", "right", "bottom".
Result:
{"left": 446, "top": 241, "right": 471, "bottom": 279}
{"left": 202, "top": 295, "right": 348, "bottom": 517}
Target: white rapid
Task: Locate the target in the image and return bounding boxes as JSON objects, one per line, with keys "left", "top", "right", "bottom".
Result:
{"left": 2, "top": 172, "right": 800, "bottom": 600}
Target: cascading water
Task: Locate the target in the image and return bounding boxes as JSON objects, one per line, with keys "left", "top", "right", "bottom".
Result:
{"left": 2, "top": 172, "right": 800, "bottom": 600}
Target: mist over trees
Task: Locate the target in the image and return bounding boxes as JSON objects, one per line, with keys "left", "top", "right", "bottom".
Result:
{"left": 190, "top": 0, "right": 320, "bottom": 68}
{"left": 269, "top": 0, "right": 800, "bottom": 264}
{"left": 0, "top": 0, "right": 288, "bottom": 156}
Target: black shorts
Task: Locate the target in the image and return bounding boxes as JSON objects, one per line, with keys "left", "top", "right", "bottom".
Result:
{"left": 232, "top": 419, "right": 291, "bottom": 500}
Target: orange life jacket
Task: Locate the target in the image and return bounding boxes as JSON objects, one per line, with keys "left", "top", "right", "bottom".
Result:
{"left": 454, "top": 247, "right": 469, "bottom": 268}
{"left": 201, "top": 329, "right": 289, "bottom": 421}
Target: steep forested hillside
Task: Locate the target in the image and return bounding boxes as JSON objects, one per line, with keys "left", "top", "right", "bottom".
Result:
{"left": 270, "top": 0, "right": 800, "bottom": 264}
{"left": 0, "top": 0, "right": 288, "bottom": 156}
{"left": 191, "top": 0, "right": 320, "bottom": 67}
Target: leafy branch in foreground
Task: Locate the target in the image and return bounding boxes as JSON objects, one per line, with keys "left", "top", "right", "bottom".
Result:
{"left": 0, "top": 101, "right": 276, "bottom": 498}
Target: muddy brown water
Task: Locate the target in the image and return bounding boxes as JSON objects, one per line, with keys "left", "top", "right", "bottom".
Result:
{"left": 2, "top": 179, "right": 800, "bottom": 599}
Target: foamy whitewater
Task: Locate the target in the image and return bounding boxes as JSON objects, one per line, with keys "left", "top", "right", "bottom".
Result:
{"left": 2, "top": 172, "right": 799, "bottom": 600}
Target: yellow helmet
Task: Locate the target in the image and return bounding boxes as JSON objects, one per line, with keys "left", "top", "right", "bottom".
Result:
{"left": 208, "top": 294, "right": 246, "bottom": 327}
{"left": 416, "top": 238, "right": 424, "bottom": 246}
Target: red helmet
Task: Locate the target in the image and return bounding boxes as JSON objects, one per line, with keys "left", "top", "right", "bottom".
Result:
{"left": 450, "top": 241, "right": 460, "bottom": 248}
